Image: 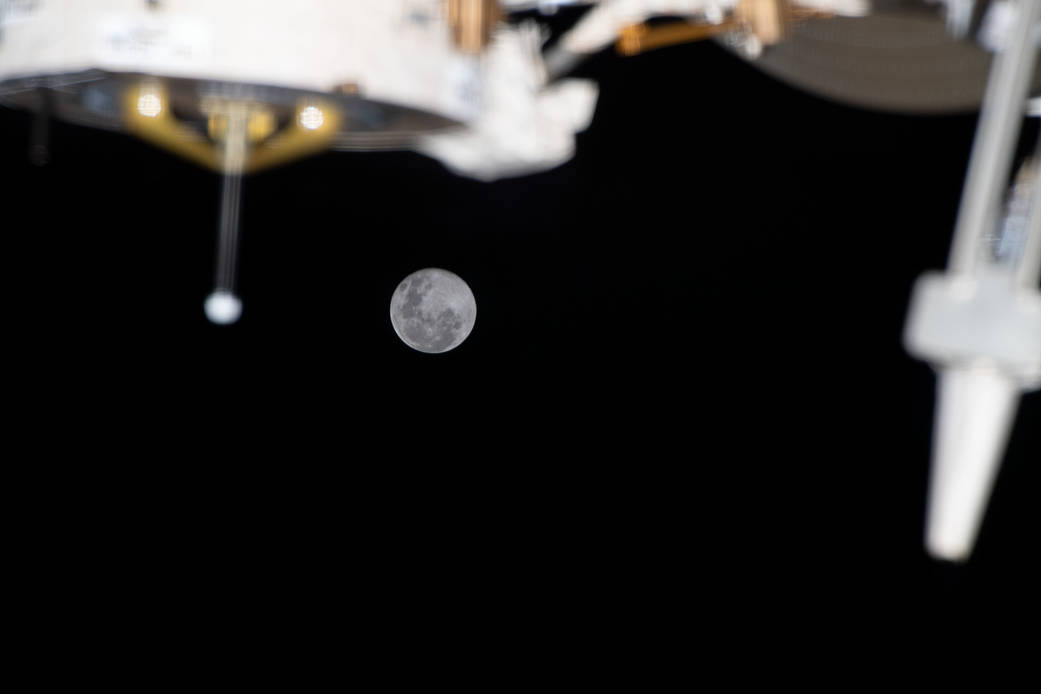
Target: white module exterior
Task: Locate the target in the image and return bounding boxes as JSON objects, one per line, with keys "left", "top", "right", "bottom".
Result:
{"left": 0, "top": 0, "right": 599, "bottom": 179}
{"left": 0, "top": 0, "right": 482, "bottom": 123}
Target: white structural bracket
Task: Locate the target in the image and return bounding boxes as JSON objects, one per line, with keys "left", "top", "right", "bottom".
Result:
{"left": 906, "top": 271, "right": 1041, "bottom": 388}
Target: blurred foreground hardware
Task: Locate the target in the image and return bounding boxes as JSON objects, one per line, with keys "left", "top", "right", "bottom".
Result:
{"left": 523, "top": 0, "right": 1041, "bottom": 563}
{"left": 1, "top": 0, "right": 1037, "bottom": 559}
{"left": 905, "top": 0, "right": 1041, "bottom": 562}
{"left": 0, "top": 0, "right": 600, "bottom": 321}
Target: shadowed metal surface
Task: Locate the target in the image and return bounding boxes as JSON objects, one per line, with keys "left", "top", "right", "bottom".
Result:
{"left": 0, "top": 72, "right": 462, "bottom": 151}
{"left": 740, "top": 4, "right": 1041, "bottom": 113}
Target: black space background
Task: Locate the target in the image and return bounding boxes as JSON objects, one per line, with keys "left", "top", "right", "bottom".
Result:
{"left": 2, "top": 31, "right": 1037, "bottom": 653}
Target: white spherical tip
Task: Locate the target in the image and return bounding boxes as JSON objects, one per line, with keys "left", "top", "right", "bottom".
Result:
{"left": 204, "top": 291, "right": 243, "bottom": 325}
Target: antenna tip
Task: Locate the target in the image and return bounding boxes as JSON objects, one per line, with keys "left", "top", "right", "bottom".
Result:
{"left": 204, "top": 291, "right": 242, "bottom": 325}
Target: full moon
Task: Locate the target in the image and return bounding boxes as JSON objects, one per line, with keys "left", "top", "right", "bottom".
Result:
{"left": 390, "top": 268, "right": 476, "bottom": 353}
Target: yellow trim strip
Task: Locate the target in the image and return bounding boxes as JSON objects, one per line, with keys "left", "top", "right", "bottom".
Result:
{"left": 122, "top": 83, "right": 343, "bottom": 174}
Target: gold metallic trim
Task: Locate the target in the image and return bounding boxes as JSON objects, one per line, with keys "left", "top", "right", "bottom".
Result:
{"left": 617, "top": 19, "right": 738, "bottom": 56}
{"left": 446, "top": 0, "right": 501, "bottom": 54}
{"left": 246, "top": 101, "right": 342, "bottom": 173}
{"left": 615, "top": 1, "right": 822, "bottom": 57}
{"left": 124, "top": 82, "right": 220, "bottom": 170}
{"left": 122, "top": 82, "right": 343, "bottom": 174}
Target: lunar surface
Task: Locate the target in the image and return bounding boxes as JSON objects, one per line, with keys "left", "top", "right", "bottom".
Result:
{"left": 390, "top": 268, "right": 476, "bottom": 353}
